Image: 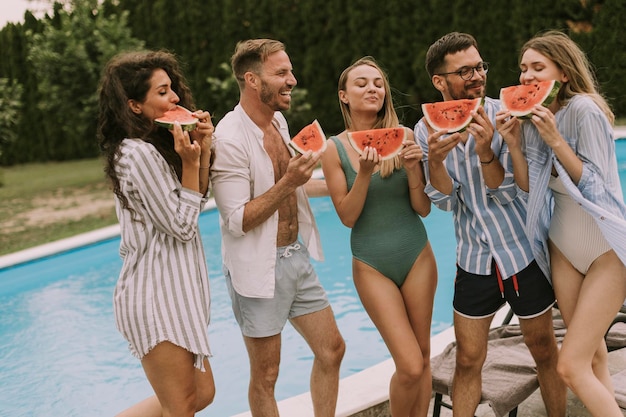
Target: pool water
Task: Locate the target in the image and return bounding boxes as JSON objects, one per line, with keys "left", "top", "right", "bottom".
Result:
{"left": 0, "top": 196, "right": 456, "bottom": 417}
{"left": 1, "top": 139, "right": 624, "bottom": 417}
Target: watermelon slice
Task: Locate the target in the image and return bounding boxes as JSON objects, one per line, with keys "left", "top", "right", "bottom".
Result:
{"left": 289, "top": 120, "right": 327, "bottom": 154}
{"left": 154, "top": 105, "right": 197, "bottom": 131}
{"left": 500, "top": 80, "right": 561, "bottom": 119}
{"left": 421, "top": 98, "right": 482, "bottom": 133}
{"left": 347, "top": 127, "right": 406, "bottom": 161}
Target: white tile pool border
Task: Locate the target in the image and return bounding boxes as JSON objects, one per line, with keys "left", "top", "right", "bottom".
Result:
{"left": 0, "top": 200, "right": 217, "bottom": 270}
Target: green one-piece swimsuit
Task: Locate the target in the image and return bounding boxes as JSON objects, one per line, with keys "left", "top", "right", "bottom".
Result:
{"left": 331, "top": 136, "right": 428, "bottom": 287}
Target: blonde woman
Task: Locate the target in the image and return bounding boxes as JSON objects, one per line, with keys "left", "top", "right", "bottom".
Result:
{"left": 322, "top": 56, "right": 437, "bottom": 417}
{"left": 497, "top": 30, "right": 626, "bottom": 417}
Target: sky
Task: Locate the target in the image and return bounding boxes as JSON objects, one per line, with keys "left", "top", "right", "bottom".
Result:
{"left": 0, "top": 0, "right": 50, "bottom": 28}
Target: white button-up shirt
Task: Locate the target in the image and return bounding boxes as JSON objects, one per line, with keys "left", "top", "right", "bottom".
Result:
{"left": 211, "top": 104, "right": 323, "bottom": 298}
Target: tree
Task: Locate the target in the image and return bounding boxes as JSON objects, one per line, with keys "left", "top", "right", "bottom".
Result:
{"left": 2, "top": 0, "right": 625, "bottom": 165}
{"left": 0, "top": 78, "right": 23, "bottom": 176}
{"left": 585, "top": 0, "right": 626, "bottom": 117}
{"left": 26, "top": 0, "right": 143, "bottom": 161}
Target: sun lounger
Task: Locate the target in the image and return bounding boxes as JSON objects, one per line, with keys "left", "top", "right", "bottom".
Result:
{"left": 431, "top": 308, "right": 567, "bottom": 417}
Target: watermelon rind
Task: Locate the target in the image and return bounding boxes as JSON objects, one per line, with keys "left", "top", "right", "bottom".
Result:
{"left": 421, "top": 98, "right": 482, "bottom": 133}
{"left": 500, "top": 80, "right": 561, "bottom": 119}
{"left": 289, "top": 119, "right": 327, "bottom": 154}
{"left": 154, "top": 105, "right": 198, "bottom": 131}
{"left": 347, "top": 127, "right": 406, "bottom": 161}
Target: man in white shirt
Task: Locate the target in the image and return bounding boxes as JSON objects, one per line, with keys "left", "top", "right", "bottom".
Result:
{"left": 210, "top": 38, "right": 345, "bottom": 417}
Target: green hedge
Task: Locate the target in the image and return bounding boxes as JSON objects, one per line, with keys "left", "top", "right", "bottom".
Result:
{"left": 1, "top": 0, "right": 623, "bottom": 165}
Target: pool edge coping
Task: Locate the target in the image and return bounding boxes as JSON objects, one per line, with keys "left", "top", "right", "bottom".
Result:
{"left": 0, "top": 197, "right": 219, "bottom": 270}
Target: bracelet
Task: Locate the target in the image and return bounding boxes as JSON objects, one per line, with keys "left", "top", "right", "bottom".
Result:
{"left": 409, "top": 184, "right": 424, "bottom": 190}
{"left": 480, "top": 153, "right": 495, "bottom": 165}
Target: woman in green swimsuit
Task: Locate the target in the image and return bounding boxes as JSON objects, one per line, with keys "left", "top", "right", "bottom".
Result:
{"left": 321, "top": 56, "right": 438, "bottom": 417}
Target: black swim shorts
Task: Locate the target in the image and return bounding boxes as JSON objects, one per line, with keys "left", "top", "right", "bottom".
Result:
{"left": 453, "top": 260, "right": 555, "bottom": 319}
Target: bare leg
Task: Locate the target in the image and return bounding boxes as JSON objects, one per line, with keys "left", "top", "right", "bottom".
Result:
{"left": 115, "top": 396, "right": 161, "bottom": 417}
{"left": 519, "top": 309, "right": 566, "bottom": 417}
{"left": 404, "top": 245, "right": 438, "bottom": 417}
{"left": 450, "top": 313, "right": 492, "bottom": 417}
{"left": 351, "top": 243, "right": 437, "bottom": 417}
{"left": 119, "top": 341, "right": 215, "bottom": 417}
{"left": 116, "top": 356, "right": 215, "bottom": 417}
{"left": 290, "top": 306, "right": 345, "bottom": 417}
{"left": 243, "top": 334, "right": 282, "bottom": 417}
{"left": 550, "top": 242, "right": 614, "bottom": 392}
{"left": 551, "top": 245, "right": 626, "bottom": 417}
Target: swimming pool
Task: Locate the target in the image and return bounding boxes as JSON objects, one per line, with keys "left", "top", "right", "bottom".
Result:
{"left": 1, "top": 138, "right": 624, "bottom": 417}
{"left": 0, "top": 197, "right": 456, "bottom": 417}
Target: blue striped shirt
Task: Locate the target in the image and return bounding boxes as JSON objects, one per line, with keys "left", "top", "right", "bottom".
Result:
{"left": 415, "top": 97, "right": 536, "bottom": 279}
{"left": 522, "top": 94, "right": 626, "bottom": 277}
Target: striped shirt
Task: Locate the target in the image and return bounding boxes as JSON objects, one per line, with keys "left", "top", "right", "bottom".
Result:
{"left": 113, "top": 139, "right": 212, "bottom": 370}
{"left": 522, "top": 94, "right": 626, "bottom": 277}
{"left": 414, "top": 97, "right": 536, "bottom": 280}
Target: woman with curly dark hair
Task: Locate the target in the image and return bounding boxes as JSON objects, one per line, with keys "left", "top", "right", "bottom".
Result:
{"left": 97, "top": 50, "right": 215, "bottom": 417}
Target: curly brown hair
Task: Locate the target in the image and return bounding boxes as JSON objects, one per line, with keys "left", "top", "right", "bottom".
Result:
{"left": 97, "top": 50, "right": 196, "bottom": 215}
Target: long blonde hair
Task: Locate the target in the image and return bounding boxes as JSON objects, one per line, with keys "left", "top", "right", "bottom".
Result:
{"left": 521, "top": 30, "right": 614, "bottom": 124}
{"left": 338, "top": 56, "right": 402, "bottom": 178}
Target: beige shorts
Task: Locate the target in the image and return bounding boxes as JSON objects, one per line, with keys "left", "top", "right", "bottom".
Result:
{"left": 224, "top": 241, "right": 330, "bottom": 338}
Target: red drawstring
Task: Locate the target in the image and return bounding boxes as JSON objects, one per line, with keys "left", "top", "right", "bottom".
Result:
{"left": 495, "top": 264, "right": 520, "bottom": 297}
{"left": 495, "top": 264, "right": 504, "bottom": 298}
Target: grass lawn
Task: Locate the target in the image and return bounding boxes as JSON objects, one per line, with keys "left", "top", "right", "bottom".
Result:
{"left": 0, "top": 158, "right": 118, "bottom": 256}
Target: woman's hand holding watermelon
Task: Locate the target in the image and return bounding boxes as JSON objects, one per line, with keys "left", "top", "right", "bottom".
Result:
{"left": 528, "top": 105, "right": 562, "bottom": 148}
{"left": 357, "top": 146, "right": 380, "bottom": 175}
{"left": 190, "top": 110, "right": 214, "bottom": 195}
{"left": 190, "top": 110, "right": 214, "bottom": 152}
{"left": 400, "top": 140, "right": 423, "bottom": 171}
{"left": 170, "top": 121, "right": 202, "bottom": 193}
{"left": 171, "top": 121, "right": 201, "bottom": 161}
{"left": 496, "top": 110, "right": 530, "bottom": 192}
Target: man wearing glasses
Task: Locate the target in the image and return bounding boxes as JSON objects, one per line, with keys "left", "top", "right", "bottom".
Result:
{"left": 414, "top": 32, "right": 566, "bottom": 417}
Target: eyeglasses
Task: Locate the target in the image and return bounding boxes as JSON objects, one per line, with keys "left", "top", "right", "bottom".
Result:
{"left": 436, "top": 62, "right": 489, "bottom": 81}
